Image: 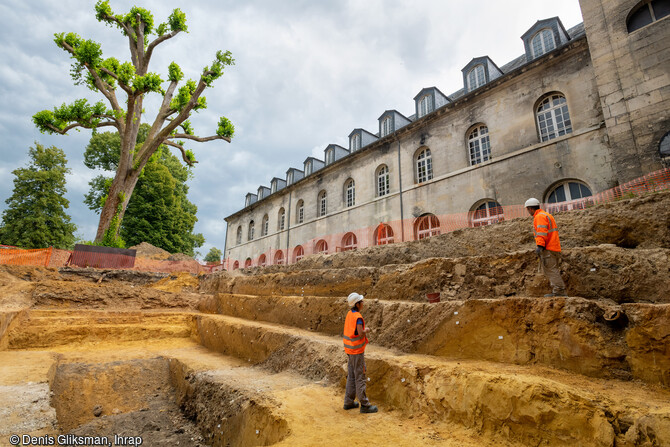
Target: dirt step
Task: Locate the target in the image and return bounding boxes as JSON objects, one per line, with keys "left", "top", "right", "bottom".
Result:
{"left": 166, "top": 345, "right": 515, "bottom": 446}
{"left": 194, "top": 313, "right": 670, "bottom": 446}
{"left": 199, "top": 293, "right": 670, "bottom": 386}
{"left": 19, "top": 313, "right": 193, "bottom": 327}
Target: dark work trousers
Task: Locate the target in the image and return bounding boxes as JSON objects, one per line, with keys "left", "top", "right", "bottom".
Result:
{"left": 344, "top": 352, "right": 370, "bottom": 407}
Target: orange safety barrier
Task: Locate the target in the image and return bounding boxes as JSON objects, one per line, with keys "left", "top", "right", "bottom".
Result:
{"left": 0, "top": 247, "right": 53, "bottom": 267}
{"left": 226, "top": 166, "right": 670, "bottom": 270}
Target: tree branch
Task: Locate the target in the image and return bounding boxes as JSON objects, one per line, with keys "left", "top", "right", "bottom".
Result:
{"left": 98, "top": 66, "right": 133, "bottom": 96}
{"left": 168, "top": 133, "right": 231, "bottom": 143}
{"left": 46, "top": 119, "right": 118, "bottom": 135}
{"left": 98, "top": 11, "right": 138, "bottom": 66}
{"left": 164, "top": 140, "right": 198, "bottom": 165}
{"left": 143, "top": 30, "right": 180, "bottom": 73}
{"left": 58, "top": 41, "right": 125, "bottom": 116}
{"left": 135, "top": 13, "right": 146, "bottom": 74}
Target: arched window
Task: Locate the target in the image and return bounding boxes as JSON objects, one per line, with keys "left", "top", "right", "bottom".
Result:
{"left": 278, "top": 208, "right": 286, "bottom": 231}
{"left": 315, "top": 239, "right": 328, "bottom": 254}
{"left": 236, "top": 226, "right": 242, "bottom": 245}
{"left": 261, "top": 214, "right": 269, "bottom": 236}
{"left": 467, "top": 64, "right": 486, "bottom": 91}
{"left": 341, "top": 232, "right": 358, "bottom": 251}
{"left": 248, "top": 221, "right": 255, "bottom": 241}
{"left": 418, "top": 94, "right": 433, "bottom": 117}
{"left": 415, "top": 148, "right": 433, "bottom": 184}
{"left": 351, "top": 134, "right": 361, "bottom": 152}
{"left": 546, "top": 180, "right": 592, "bottom": 203}
{"left": 375, "top": 223, "right": 394, "bottom": 245}
{"left": 530, "top": 29, "right": 556, "bottom": 59}
{"left": 232, "top": 261, "right": 239, "bottom": 270}
{"left": 345, "top": 179, "right": 355, "bottom": 207}
{"left": 415, "top": 214, "right": 440, "bottom": 240}
{"left": 244, "top": 258, "right": 252, "bottom": 268}
{"left": 545, "top": 180, "right": 593, "bottom": 212}
{"left": 468, "top": 125, "right": 491, "bottom": 165}
{"left": 258, "top": 254, "right": 267, "bottom": 267}
{"left": 274, "top": 250, "right": 285, "bottom": 265}
{"left": 470, "top": 200, "right": 504, "bottom": 227}
{"left": 536, "top": 93, "right": 572, "bottom": 142}
{"left": 318, "top": 190, "right": 327, "bottom": 217}
{"left": 381, "top": 116, "right": 392, "bottom": 137}
{"left": 376, "top": 165, "right": 390, "bottom": 197}
{"left": 296, "top": 200, "right": 305, "bottom": 224}
{"left": 627, "top": 0, "right": 670, "bottom": 32}
{"left": 660, "top": 131, "right": 670, "bottom": 158}
{"left": 293, "top": 245, "right": 305, "bottom": 262}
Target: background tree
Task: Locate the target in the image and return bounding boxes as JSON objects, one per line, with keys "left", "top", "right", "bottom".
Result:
{"left": 204, "top": 247, "right": 222, "bottom": 264}
{"left": 84, "top": 124, "right": 204, "bottom": 255}
{"left": 33, "top": 1, "right": 234, "bottom": 245}
{"left": 0, "top": 143, "right": 76, "bottom": 249}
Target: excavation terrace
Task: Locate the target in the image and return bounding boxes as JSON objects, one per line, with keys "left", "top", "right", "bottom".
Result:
{"left": 1, "top": 191, "right": 669, "bottom": 446}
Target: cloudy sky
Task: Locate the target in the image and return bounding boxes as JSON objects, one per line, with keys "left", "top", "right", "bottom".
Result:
{"left": 0, "top": 0, "right": 584, "bottom": 258}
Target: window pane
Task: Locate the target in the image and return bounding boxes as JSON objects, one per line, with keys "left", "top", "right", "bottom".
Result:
{"left": 653, "top": 0, "right": 670, "bottom": 19}
{"left": 580, "top": 183, "right": 592, "bottom": 197}
{"left": 554, "top": 185, "right": 566, "bottom": 202}
{"left": 628, "top": 5, "right": 653, "bottom": 31}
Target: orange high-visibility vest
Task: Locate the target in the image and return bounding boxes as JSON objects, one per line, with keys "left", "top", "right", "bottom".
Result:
{"left": 343, "top": 310, "right": 368, "bottom": 355}
{"left": 533, "top": 209, "right": 561, "bottom": 252}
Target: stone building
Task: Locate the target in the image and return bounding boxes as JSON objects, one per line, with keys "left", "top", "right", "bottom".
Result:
{"left": 224, "top": 0, "right": 670, "bottom": 269}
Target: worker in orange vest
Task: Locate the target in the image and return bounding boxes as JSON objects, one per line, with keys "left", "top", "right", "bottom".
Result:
{"left": 342, "top": 292, "right": 378, "bottom": 413}
{"left": 525, "top": 198, "right": 568, "bottom": 297}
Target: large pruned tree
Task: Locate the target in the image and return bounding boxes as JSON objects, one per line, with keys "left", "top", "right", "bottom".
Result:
{"left": 0, "top": 143, "right": 77, "bottom": 249}
{"left": 84, "top": 124, "right": 205, "bottom": 255}
{"left": 33, "top": 1, "right": 234, "bottom": 244}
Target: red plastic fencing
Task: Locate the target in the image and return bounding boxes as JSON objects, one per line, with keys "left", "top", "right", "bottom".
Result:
{"left": 225, "top": 166, "right": 670, "bottom": 270}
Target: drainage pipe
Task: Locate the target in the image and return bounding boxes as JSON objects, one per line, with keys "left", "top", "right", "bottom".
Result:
{"left": 396, "top": 135, "right": 406, "bottom": 242}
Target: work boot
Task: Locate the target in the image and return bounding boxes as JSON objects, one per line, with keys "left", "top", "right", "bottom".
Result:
{"left": 360, "top": 404, "right": 378, "bottom": 414}
{"left": 343, "top": 402, "right": 359, "bottom": 410}
{"left": 544, "top": 292, "right": 568, "bottom": 297}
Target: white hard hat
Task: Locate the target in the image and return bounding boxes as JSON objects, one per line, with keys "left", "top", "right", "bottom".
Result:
{"left": 347, "top": 292, "right": 364, "bottom": 307}
{"left": 524, "top": 198, "right": 541, "bottom": 207}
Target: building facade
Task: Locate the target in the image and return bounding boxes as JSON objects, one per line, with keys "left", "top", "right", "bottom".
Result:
{"left": 224, "top": 0, "right": 670, "bottom": 269}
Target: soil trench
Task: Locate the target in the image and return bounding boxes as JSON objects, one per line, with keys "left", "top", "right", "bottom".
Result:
{"left": 2, "top": 191, "right": 670, "bottom": 446}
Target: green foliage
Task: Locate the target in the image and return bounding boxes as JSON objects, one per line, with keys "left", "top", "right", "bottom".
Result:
{"left": 83, "top": 126, "right": 203, "bottom": 256}
{"left": 202, "top": 50, "right": 235, "bottom": 87}
{"left": 132, "top": 72, "right": 163, "bottom": 94}
{"left": 217, "top": 116, "right": 235, "bottom": 138}
{"left": 0, "top": 143, "right": 76, "bottom": 249}
{"left": 33, "top": 99, "right": 111, "bottom": 135}
{"left": 168, "top": 9, "right": 188, "bottom": 33}
{"left": 101, "top": 202, "right": 126, "bottom": 248}
{"left": 171, "top": 79, "right": 197, "bottom": 112}
{"left": 168, "top": 62, "right": 183, "bottom": 82}
{"left": 180, "top": 120, "right": 193, "bottom": 135}
{"left": 204, "top": 247, "right": 222, "bottom": 263}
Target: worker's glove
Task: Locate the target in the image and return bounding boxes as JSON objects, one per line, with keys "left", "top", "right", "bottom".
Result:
{"left": 535, "top": 245, "right": 545, "bottom": 255}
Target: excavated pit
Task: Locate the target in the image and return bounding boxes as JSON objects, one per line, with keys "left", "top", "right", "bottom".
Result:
{"left": 2, "top": 192, "right": 670, "bottom": 446}
{"left": 45, "top": 357, "right": 289, "bottom": 447}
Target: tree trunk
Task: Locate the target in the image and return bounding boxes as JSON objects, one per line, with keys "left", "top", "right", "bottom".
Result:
{"left": 93, "top": 172, "right": 141, "bottom": 243}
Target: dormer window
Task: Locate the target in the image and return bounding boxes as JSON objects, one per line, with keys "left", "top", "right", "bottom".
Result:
{"left": 381, "top": 116, "right": 392, "bottom": 137}
{"left": 305, "top": 163, "right": 312, "bottom": 176}
{"left": 418, "top": 94, "right": 433, "bottom": 118}
{"left": 531, "top": 29, "right": 556, "bottom": 59}
{"left": 325, "top": 149, "right": 335, "bottom": 165}
{"left": 467, "top": 65, "right": 486, "bottom": 91}
{"left": 351, "top": 134, "right": 361, "bottom": 152}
